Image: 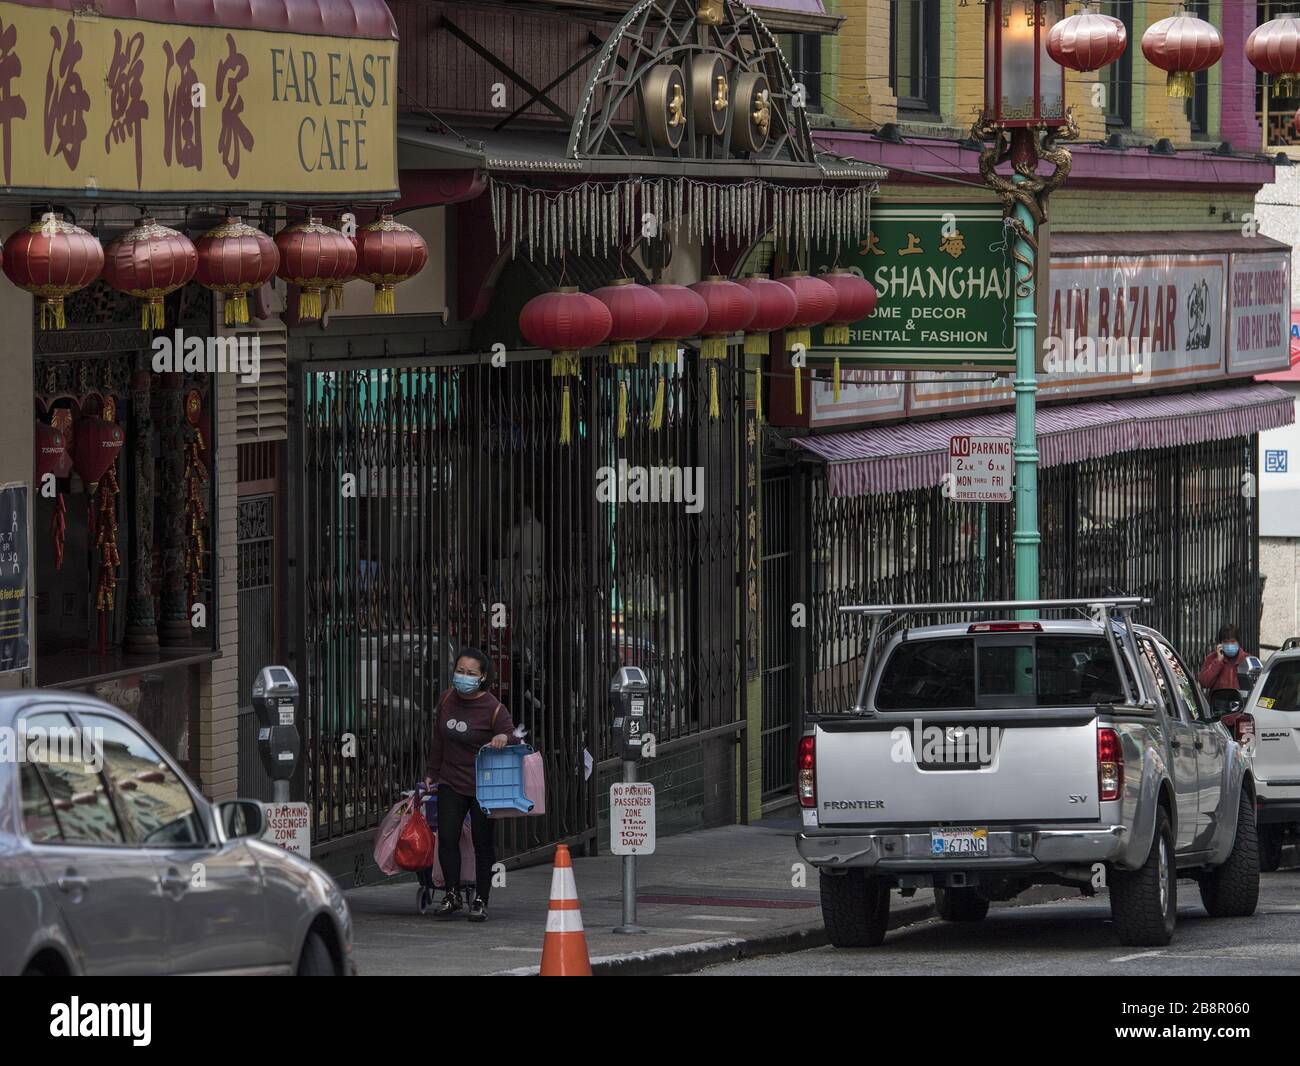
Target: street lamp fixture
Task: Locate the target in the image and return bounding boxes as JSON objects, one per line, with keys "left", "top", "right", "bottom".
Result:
{"left": 983, "top": 0, "right": 1067, "bottom": 132}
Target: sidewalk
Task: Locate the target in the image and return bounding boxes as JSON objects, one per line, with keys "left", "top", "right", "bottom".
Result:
{"left": 347, "top": 818, "right": 864, "bottom": 975}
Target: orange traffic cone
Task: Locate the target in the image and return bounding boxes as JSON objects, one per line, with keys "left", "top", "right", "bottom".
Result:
{"left": 540, "top": 844, "right": 592, "bottom": 976}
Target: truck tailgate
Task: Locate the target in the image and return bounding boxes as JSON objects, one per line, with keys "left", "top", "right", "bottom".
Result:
{"left": 815, "top": 718, "right": 1101, "bottom": 824}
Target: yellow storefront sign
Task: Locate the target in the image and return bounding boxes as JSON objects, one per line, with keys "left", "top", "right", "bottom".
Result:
{"left": 0, "top": 2, "right": 398, "bottom": 198}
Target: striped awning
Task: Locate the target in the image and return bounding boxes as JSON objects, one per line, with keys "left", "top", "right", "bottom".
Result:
{"left": 793, "top": 383, "right": 1297, "bottom": 498}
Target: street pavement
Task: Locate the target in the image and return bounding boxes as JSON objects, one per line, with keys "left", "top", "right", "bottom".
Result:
{"left": 696, "top": 866, "right": 1300, "bottom": 976}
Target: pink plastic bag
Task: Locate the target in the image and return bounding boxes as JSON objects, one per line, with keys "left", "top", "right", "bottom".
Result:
{"left": 374, "top": 798, "right": 412, "bottom": 877}
{"left": 432, "top": 819, "right": 477, "bottom": 888}
{"left": 489, "top": 750, "right": 546, "bottom": 819}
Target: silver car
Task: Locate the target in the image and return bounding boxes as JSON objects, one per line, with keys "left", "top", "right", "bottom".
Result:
{"left": 0, "top": 693, "right": 353, "bottom": 975}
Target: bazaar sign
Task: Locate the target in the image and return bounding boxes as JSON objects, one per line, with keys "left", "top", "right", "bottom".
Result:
{"left": 811, "top": 204, "right": 1016, "bottom": 371}
{"left": 0, "top": 2, "right": 397, "bottom": 198}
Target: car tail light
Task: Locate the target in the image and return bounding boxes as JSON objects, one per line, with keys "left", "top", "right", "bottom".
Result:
{"left": 798, "top": 734, "right": 816, "bottom": 808}
{"left": 968, "top": 622, "right": 1043, "bottom": 633}
{"left": 1098, "top": 727, "right": 1123, "bottom": 802}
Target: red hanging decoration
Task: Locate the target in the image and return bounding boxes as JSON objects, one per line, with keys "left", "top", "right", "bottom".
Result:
{"left": 71, "top": 416, "right": 124, "bottom": 495}
{"left": 820, "top": 269, "right": 878, "bottom": 403}
{"left": 275, "top": 216, "right": 357, "bottom": 322}
{"left": 1247, "top": 12, "right": 1300, "bottom": 97}
{"left": 646, "top": 283, "right": 709, "bottom": 432}
{"left": 689, "top": 277, "right": 756, "bottom": 420}
{"left": 1046, "top": 2, "right": 1127, "bottom": 73}
{"left": 103, "top": 219, "right": 198, "bottom": 330}
{"left": 355, "top": 214, "right": 429, "bottom": 314}
{"left": 591, "top": 279, "right": 667, "bottom": 439}
{"left": 94, "top": 464, "right": 121, "bottom": 652}
{"left": 1141, "top": 8, "right": 1223, "bottom": 98}
{"left": 195, "top": 217, "right": 279, "bottom": 326}
{"left": 183, "top": 390, "right": 208, "bottom": 609}
{"left": 519, "top": 288, "right": 612, "bottom": 445}
{"left": 3, "top": 215, "right": 103, "bottom": 329}
{"left": 36, "top": 420, "right": 73, "bottom": 570}
{"left": 736, "top": 275, "right": 797, "bottom": 424}
{"left": 779, "top": 272, "right": 839, "bottom": 416}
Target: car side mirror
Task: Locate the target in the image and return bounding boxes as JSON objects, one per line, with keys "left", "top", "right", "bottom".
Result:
{"left": 1237, "top": 655, "right": 1263, "bottom": 690}
{"left": 218, "top": 799, "right": 266, "bottom": 840}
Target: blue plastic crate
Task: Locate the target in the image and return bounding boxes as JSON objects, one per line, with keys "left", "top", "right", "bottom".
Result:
{"left": 475, "top": 745, "right": 536, "bottom": 814}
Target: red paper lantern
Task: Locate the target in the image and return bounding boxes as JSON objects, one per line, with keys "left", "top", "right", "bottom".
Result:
{"left": 689, "top": 276, "right": 756, "bottom": 419}
{"left": 780, "top": 272, "right": 839, "bottom": 417}
{"left": 1247, "top": 13, "right": 1300, "bottom": 97}
{"left": 1046, "top": 3, "right": 1127, "bottom": 73}
{"left": 275, "top": 216, "right": 357, "bottom": 322}
{"left": 736, "top": 275, "right": 797, "bottom": 356}
{"left": 35, "top": 420, "right": 73, "bottom": 480}
{"left": 71, "top": 417, "right": 124, "bottom": 494}
{"left": 355, "top": 214, "right": 428, "bottom": 314}
{"left": 1141, "top": 10, "right": 1222, "bottom": 98}
{"left": 103, "top": 219, "right": 197, "bottom": 331}
{"left": 646, "top": 283, "right": 709, "bottom": 431}
{"left": 591, "top": 279, "right": 667, "bottom": 364}
{"left": 4, "top": 215, "right": 103, "bottom": 329}
{"left": 519, "top": 287, "right": 612, "bottom": 445}
{"left": 195, "top": 217, "right": 279, "bottom": 326}
{"left": 819, "top": 269, "right": 877, "bottom": 404}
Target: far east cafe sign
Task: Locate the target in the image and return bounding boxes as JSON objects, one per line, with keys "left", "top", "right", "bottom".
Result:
{"left": 0, "top": 0, "right": 398, "bottom": 198}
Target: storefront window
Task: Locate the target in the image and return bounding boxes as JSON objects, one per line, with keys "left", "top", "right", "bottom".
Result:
{"left": 1259, "top": 1, "right": 1300, "bottom": 147}
{"left": 1099, "top": 0, "right": 1132, "bottom": 129}
{"left": 890, "top": 0, "right": 940, "bottom": 117}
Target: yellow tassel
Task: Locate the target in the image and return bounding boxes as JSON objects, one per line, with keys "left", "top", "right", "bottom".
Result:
{"left": 300, "top": 288, "right": 322, "bottom": 321}
{"left": 833, "top": 356, "right": 841, "bottom": 402}
{"left": 650, "top": 372, "right": 666, "bottom": 431}
{"left": 610, "top": 340, "right": 638, "bottom": 364}
{"left": 225, "top": 292, "right": 251, "bottom": 326}
{"left": 794, "top": 364, "right": 803, "bottom": 416}
{"left": 708, "top": 365, "right": 720, "bottom": 420}
{"left": 701, "top": 335, "right": 726, "bottom": 359}
{"left": 1167, "top": 70, "right": 1194, "bottom": 98}
{"left": 559, "top": 384, "right": 572, "bottom": 445}
{"left": 617, "top": 379, "right": 628, "bottom": 439}
{"left": 373, "top": 286, "right": 396, "bottom": 314}
{"left": 143, "top": 299, "right": 165, "bottom": 330}
{"left": 744, "top": 332, "right": 769, "bottom": 356}
{"left": 334, "top": 283, "right": 346, "bottom": 309}
{"left": 755, "top": 362, "right": 762, "bottom": 424}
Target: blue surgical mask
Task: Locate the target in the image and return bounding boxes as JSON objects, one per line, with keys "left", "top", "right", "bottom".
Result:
{"left": 1223, "top": 643, "right": 1239, "bottom": 658}
{"left": 453, "top": 672, "right": 481, "bottom": 695}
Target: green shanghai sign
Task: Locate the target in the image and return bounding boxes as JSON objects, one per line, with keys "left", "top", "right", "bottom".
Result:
{"left": 812, "top": 203, "right": 1016, "bottom": 371}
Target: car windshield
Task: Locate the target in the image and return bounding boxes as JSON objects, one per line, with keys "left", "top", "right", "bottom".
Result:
{"left": 874, "top": 634, "right": 1130, "bottom": 711}
{"left": 1259, "top": 660, "right": 1300, "bottom": 713}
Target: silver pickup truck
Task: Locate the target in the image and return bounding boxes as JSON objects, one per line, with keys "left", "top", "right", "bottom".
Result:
{"left": 796, "top": 598, "right": 1259, "bottom": 948}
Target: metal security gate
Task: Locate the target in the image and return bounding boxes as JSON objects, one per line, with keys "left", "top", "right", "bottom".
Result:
{"left": 803, "top": 436, "right": 1260, "bottom": 719}
{"left": 760, "top": 469, "right": 796, "bottom": 799}
{"left": 236, "top": 492, "right": 278, "bottom": 800}
{"left": 295, "top": 349, "right": 742, "bottom": 870}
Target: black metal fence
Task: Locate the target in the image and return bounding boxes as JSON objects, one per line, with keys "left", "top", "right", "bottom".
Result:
{"left": 293, "top": 348, "right": 741, "bottom": 869}
{"left": 804, "top": 434, "right": 1260, "bottom": 716}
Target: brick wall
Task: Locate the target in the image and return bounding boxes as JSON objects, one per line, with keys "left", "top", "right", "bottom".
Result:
{"left": 824, "top": 0, "right": 895, "bottom": 126}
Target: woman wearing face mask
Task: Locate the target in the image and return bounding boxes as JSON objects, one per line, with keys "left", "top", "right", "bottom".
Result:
{"left": 1197, "top": 624, "right": 1254, "bottom": 716}
{"left": 424, "top": 646, "right": 518, "bottom": 922}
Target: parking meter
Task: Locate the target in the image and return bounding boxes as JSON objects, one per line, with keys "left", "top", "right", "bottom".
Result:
{"left": 252, "top": 666, "right": 300, "bottom": 802}
{"left": 610, "top": 666, "right": 649, "bottom": 761}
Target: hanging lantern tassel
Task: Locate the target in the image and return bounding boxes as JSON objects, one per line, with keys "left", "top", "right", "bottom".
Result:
{"left": 52, "top": 492, "right": 66, "bottom": 570}
{"left": 142, "top": 297, "right": 166, "bottom": 331}
{"left": 617, "top": 377, "right": 629, "bottom": 440}
{"left": 794, "top": 362, "right": 803, "bottom": 416}
{"left": 41, "top": 298, "right": 67, "bottom": 330}
{"left": 372, "top": 284, "right": 394, "bottom": 315}
{"left": 788, "top": 328, "right": 810, "bottom": 417}
{"left": 754, "top": 363, "right": 762, "bottom": 426}
{"left": 832, "top": 356, "right": 841, "bottom": 403}
{"left": 649, "top": 341, "right": 671, "bottom": 431}
{"left": 1166, "top": 70, "right": 1194, "bottom": 97}
{"left": 95, "top": 464, "right": 121, "bottom": 654}
{"left": 224, "top": 291, "right": 250, "bottom": 326}
{"left": 551, "top": 353, "right": 580, "bottom": 445}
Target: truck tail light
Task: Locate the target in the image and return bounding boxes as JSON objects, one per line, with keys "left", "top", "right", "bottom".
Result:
{"left": 1098, "top": 727, "right": 1123, "bottom": 802}
{"left": 798, "top": 734, "right": 816, "bottom": 808}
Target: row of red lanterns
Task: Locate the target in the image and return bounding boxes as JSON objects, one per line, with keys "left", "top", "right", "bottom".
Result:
{"left": 1047, "top": 5, "right": 1300, "bottom": 101}
{"left": 519, "top": 271, "right": 878, "bottom": 442}
{"left": 1, "top": 213, "right": 428, "bottom": 331}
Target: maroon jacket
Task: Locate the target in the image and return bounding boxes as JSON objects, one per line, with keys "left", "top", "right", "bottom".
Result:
{"left": 425, "top": 688, "right": 519, "bottom": 797}
{"left": 1198, "top": 649, "right": 1245, "bottom": 693}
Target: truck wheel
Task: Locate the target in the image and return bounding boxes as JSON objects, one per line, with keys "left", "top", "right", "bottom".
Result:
{"left": 1258, "top": 824, "right": 1283, "bottom": 873}
{"left": 935, "top": 887, "right": 990, "bottom": 922}
{"left": 1109, "top": 807, "right": 1176, "bottom": 946}
{"left": 1199, "top": 789, "right": 1261, "bottom": 918}
{"left": 820, "top": 869, "right": 890, "bottom": 948}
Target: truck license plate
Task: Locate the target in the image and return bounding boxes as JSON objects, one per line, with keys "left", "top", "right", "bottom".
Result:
{"left": 930, "top": 827, "right": 989, "bottom": 856}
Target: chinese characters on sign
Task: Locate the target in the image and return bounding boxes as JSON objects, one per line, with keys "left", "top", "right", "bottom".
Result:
{"left": 0, "top": 2, "right": 397, "bottom": 197}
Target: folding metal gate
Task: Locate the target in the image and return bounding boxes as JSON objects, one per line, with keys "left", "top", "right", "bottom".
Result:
{"left": 294, "top": 351, "right": 741, "bottom": 869}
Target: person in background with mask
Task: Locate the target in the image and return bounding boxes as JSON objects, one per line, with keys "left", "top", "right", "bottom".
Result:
{"left": 1198, "top": 624, "right": 1254, "bottom": 716}
{"left": 424, "top": 646, "right": 519, "bottom": 922}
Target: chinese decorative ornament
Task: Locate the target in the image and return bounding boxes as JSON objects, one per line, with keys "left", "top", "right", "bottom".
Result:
{"left": 1140, "top": 7, "right": 1223, "bottom": 98}
{"left": 518, "top": 288, "right": 612, "bottom": 445}
{"left": 736, "top": 275, "right": 797, "bottom": 422}
{"left": 183, "top": 390, "right": 208, "bottom": 608}
{"left": 195, "top": 217, "right": 279, "bottom": 326}
{"left": 3, "top": 215, "right": 103, "bottom": 329}
{"left": 35, "top": 420, "right": 73, "bottom": 569}
{"left": 275, "top": 216, "right": 357, "bottom": 321}
{"left": 103, "top": 219, "right": 198, "bottom": 330}
{"left": 646, "top": 283, "right": 709, "bottom": 431}
{"left": 72, "top": 415, "right": 124, "bottom": 650}
{"left": 1045, "top": 2, "right": 1127, "bottom": 72}
{"left": 591, "top": 279, "right": 667, "bottom": 438}
{"left": 779, "top": 272, "right": 839, "bottom": 416}
{"left": 354, "top": 215, "right": 428, "bottom": 314}
{"left": 820, "top": 270, "right": 878, "bottom": 403}
{"left": 1247, "top": 12, "right": 1300, "bottom": 98}
{"left": 689, "top": 277, "right": 756, "bottom": 420}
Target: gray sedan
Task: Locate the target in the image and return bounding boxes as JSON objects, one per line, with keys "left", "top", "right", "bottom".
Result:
{"left": 0, "top": 693, "right": 353, "bottom": 975}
